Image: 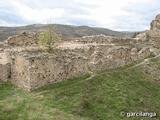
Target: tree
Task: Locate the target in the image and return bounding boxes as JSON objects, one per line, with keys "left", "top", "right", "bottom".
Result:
{"left": 38, "top": 25, "right": 61, "bottom": 48}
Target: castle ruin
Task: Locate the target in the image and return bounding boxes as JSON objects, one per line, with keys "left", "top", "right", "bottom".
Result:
{"left": 0, "top": 15, "right": 160, "bottom": 91}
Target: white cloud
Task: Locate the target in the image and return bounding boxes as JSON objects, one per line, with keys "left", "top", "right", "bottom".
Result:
{"left": 0, "top": 0, "right": 159, "bottom": 31}
{"left": 10, "top": 1, "right": 65, "bottom": 23}
{"left": 74, "top": 0, "right": 157, "bottom": 30}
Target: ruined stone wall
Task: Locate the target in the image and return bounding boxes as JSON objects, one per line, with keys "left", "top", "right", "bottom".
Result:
{"left": 6, "top": 32, "right": 38, "bottom": 47}
{"left": 1, "top": 16, "right": 158, "bottom": 90}
{"left": 3, "top": 14, "right": 160, "bottom": 91}
{"left": 11, "top": 55, "right": 31, "bottom": 90}
{"left": 11, "top": 49, "right": 89, "bottom": 91}
{"left": 0, "top": 64, "right": 10, "bottom": 83}
{"left": 0, "top": 30, "right": 153, "bottom": 90}
{"left": 145, "top": 30, "right": 160, "bottom": 49}
{"left": 0, "top": 51, "right": 11, "bottom": 83}
{"left": 10, "top": 44, "right": 151, "bottom": 91}
{"left": 88, "top": 45, "right": 150, "bottom": 72}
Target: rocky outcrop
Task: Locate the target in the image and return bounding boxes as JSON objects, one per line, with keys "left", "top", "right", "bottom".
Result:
{"left": 133, "top": 15, "right": 160, "bottom": 50}
{"left": 144, "top": 15, "right": 160, "bottom": 49}
{"left": 150, "top": 14, "right": 160, "bottom": 30}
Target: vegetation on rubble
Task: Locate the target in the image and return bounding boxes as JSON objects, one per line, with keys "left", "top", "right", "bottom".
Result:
{"left": 38, "top": 25, "right": 61, "bottom": 51}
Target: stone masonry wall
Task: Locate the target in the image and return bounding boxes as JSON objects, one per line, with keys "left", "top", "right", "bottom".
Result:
{"left": 11, "top": 55, "right": 31, "bottom": 90}
{"left": 0, "top": 52, "right": 11, "bottom": 83}
{"left": 6, "top": 32, "right": 38, "bottom": 47}
{"left": 88, "top": 46, "right": 150, "bottom": 72}
{"left": 0, "top": 64, "right": 10, "bottom": 83}
{"left": 11, "top": 49, "right": 89, "bottom": 91}
{"left": 10, "top": 44, "right": 151, "bottom": 91}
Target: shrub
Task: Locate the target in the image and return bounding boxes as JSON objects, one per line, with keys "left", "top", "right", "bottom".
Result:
{"left": 38, "top": 25, "right": 61, "bottom": 48}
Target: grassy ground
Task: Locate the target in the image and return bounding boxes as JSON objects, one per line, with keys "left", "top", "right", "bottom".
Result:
{"left": 0, "top": 60, "right": 160, "bottom": 120}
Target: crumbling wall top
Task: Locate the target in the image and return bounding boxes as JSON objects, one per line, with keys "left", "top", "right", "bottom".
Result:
{"left": 6, "top": 32, "right": 38, "bottom": 47}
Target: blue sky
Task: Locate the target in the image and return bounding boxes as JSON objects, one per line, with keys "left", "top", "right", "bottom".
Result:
{"left": 0, "top": 0, "right": 159, "bottom": 31}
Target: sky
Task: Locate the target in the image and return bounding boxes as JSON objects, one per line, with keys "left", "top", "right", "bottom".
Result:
{"left": 0, "top": 0, "right": 159, "bottom": 31}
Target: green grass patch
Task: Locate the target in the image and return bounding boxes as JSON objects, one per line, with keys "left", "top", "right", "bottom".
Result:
{"left": 0, "top": 61, "right": 160, "bottom": 120}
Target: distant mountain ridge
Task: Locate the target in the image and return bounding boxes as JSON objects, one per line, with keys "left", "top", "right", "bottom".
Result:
{"left": 0, "top": 24, "right": 135, "bottom": 41}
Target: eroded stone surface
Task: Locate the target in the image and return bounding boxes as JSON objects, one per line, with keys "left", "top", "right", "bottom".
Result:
{"left": 151, "top": 14, "right": 160, "bottom": 30}
{"left": 6, "top": 32, "right": 38, "bottom": 47}
{"left": 8, "top": 42, "right": 151, "bottom": 91}
{"left": 0, "top": 52, "right": 11, "bottom": 83}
